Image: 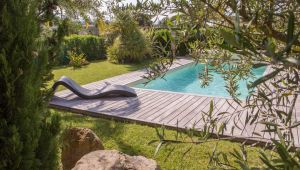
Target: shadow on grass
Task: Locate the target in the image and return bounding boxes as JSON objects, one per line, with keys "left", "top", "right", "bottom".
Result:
{"left": 60, "top": 112, "right": 143, "bottom": 155}
{"left": 93, "top": 121, "right": 143, "bottom": 155}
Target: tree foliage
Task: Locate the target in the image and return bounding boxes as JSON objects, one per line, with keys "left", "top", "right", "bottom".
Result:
{"left": 130, "top": 0, "right": 300, "bottom": 168}
{"left": 0, "top": 0, "right": 65, "bottom": 169}
{"left": 55, "top": 0, "right": 102, "bottom": 20}
{"left": 107, "top": 11, "right": 151, "bottom": 63}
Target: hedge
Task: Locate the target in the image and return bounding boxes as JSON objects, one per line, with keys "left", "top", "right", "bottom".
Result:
{"left": 59, "top": 34, "right": 106, "bottom": 65}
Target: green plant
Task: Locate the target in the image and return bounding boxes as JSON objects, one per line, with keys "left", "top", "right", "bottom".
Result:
{"left": 0, "top": 1, "right": 63, "bottom": 169}
{"left": 153, "top": 29, "right": 172, "bottom": 52}
{"left": 107, "top": 11, "right": 151, "bottom": 63}
{"left": 60, "top": 34, "right": 106, "bottom": 65}
{"left": 57, "top": 111, "right": 265, "bottom": 169}
{"left": 64, "top": 19, "right": 83, "bottom": 35}
{"left": 68, "top": 51, "right": 89, "bottom": 68}
{"left": 152, "top": 28, "right": 202, "bottom": 58}
{"left": 130, "top": 0, "right": 300, "bottom": 168}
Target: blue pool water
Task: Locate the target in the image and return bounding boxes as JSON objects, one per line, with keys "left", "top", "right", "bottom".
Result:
{"left": 133, "top": 64, "right": 266, "bottom": 99}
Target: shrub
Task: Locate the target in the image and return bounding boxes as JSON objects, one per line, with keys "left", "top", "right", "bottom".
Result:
{"left": 107, "top": 12, "right": 151, "bottom": 63}
{"left": 107, "top": 34, "right": 151, "bottom": 63}
{"left": 0, "top": 1, "right": 61, "bottom": 169}
{"left": 68, "top": 51, "right": 89, "bottom": 68}
{"left": 153, "top": 29, "right": 189, "bottom": 56}
{"left": 153, "top": 29, "right": 203, "bottom": 56}
{"left": 153, "top": 29, "right": 172, "bottom": 52}
{"left": 60, "top": 34, "right": 106, "bottom": 65}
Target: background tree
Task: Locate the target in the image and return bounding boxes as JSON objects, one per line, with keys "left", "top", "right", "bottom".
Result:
{"left": 107, "top": 11, "right": 151, "bottom": 63}
{"left": 55, "top": 0, "right": 103, "bottom": 20}
{"left": 168, "top": 0, "right": 300, "bottom": 139}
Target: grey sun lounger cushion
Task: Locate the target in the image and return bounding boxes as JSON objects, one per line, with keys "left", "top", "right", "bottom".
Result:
{"left": 52, "top": 76, "right": 137, "bottom": 99}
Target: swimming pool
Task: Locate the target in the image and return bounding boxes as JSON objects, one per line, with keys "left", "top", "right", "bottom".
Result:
{"left": 133, "top": 63, "right": 266, "bottom": 99}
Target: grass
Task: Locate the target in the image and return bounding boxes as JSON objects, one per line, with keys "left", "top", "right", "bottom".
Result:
{"left": 51, "top": 59, "right": 150, "bottom": 90}
{"left": 58, "top": 111, "right": 267, "bottom": 170}
{"left": 52, "top": 60, "right": 270, "bottom": 169}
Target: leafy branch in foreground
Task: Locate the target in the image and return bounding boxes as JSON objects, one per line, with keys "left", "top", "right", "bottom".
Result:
{"left": 148, "top": 101, "right": 257, "bottom": 169}
{"left": 151, "top": 102, "right": 300, "bottom": 169}
{"left": 126, "top": 0, "right": 300, "bottom": 169}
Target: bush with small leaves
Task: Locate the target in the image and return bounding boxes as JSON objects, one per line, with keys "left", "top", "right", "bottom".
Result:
{"left": 0, "top": 1, "right": 62, "bottom": 169}
{"left": 68, "top": 51, "right": 89, "bottom": 68}
{"left": 107, "top": 11, "right": 151, "bottom": 63}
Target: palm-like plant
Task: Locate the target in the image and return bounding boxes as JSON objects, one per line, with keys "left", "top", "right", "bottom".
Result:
{"left": 107, "top": 11, "right": 151, "bottom": 63}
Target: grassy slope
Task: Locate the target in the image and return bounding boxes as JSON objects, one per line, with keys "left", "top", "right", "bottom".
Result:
{"left": 52, "top": 60, "right": 267, "bottom": 169}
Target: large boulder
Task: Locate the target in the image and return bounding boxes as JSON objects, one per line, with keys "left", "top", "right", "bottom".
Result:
{"left": 72, "top": 150, "right": 160, "bottom": 170}
{"left": 62, "top": 127, "right": 104, "bottom": 170}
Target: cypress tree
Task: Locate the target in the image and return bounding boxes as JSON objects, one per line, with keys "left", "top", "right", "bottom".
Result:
{"left": 0, "top": 0, "right": 64, "bottom": 169}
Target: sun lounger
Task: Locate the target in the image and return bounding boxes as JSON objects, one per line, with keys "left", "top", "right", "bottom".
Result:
{"left": 52, "top": 76, "right": 137, "bottom": 99}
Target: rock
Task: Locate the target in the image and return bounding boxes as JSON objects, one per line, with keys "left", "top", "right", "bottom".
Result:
{"left": 72, "top": 150, "right": 160, "bottom": 170}
{"left": 62, "top": 127, "right": 104, "bottom": 170}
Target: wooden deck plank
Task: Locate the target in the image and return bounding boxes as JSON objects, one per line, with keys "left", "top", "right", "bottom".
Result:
{"left": 245, "top": 108, "right": 261, "bottom": 138}
{"left": 194, "top": 98, "right": 228, "bottom": 128}
{"left": 235, "top": 110, "right": 251, "bottom": 137}
{"left": 160, "top": 95, "right": 206, "bottom": 125}
{"left": 148, "top": 94, "right": 193, "bottom": 122}
{"left": 78, "top": 90, "right": 149, "bottom": 112}
{"left": 116, "top": 91, "right": 172, "bottom": 117}
{"left": 128, "top": 92, "right": 178, "bottom": 119}
{"left": 114, "top": 90, "right": 168, "bottom": 113}
{"left": 168, "top": 97, "right": 208, "bottom": 126}
{"left": 219, "top": 102, "right": 242, "bottom": 136}
{"left": 95, "top": 90, "right": 151, "bottom": 111}
{"left": 49, "top": 58, "right": 300, "bottom": 147}
{"left": 173, "top": 97, "right": 211, "bottom": 127}
{"left": 293, "top": 106, "right": 300, "bottom": 146}
{"left": 199, "top": 99, "right": 237, "bottom": 135}
{"left": 184, "top": 97, "right": 222, "bottom": 128}
{"left": 213, "top": 100, "right": 236, "bottom": 135}
{"left": 137, "top": 93, "right": 184, "bottom": 120}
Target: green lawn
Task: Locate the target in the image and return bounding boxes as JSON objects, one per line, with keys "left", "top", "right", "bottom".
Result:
{"left": 52, "top": 60, "right": 269, "bottom": 169}
{"left": 52, "top": 60, "right": 150, "bottom": 90}
{"left": 59, "top": 111, "right": 266, "bottom": 170}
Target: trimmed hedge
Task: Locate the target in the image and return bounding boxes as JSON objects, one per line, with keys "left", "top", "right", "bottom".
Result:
{"left": 59, "top": 34, "right": 106, "bottom": 65}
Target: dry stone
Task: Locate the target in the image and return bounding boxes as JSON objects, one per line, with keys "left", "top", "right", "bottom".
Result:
{"left": 61, "top": 127, "right": 104, "bottom": 170}
{"left": 72, "top": 150, "right": 160, "bottom": 170}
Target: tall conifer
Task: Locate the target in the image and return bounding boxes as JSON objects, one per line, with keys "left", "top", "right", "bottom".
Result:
{"left": 0, "top": 1, "right": 64, "bottom": 169}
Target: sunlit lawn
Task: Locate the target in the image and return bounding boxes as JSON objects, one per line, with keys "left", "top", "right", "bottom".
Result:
{"left": 58, "top": 111, "right": 267, "bottom": 170}
{"left": 51, "top": 60, "right": 150, "bottom": 90}
{"left": 52, "top": 60, "right": 269, "bottom": 169}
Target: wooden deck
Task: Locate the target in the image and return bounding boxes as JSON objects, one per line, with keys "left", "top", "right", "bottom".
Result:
{"left": 49, "top": 58, "right": 300, "bottom": 147}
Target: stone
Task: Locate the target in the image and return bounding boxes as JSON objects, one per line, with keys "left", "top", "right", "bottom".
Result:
{"left": 72, "top": 150, "right": 160, "bottom": 170}
{"left": 62, "top": 127, "right": 104, "bottom": 170}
